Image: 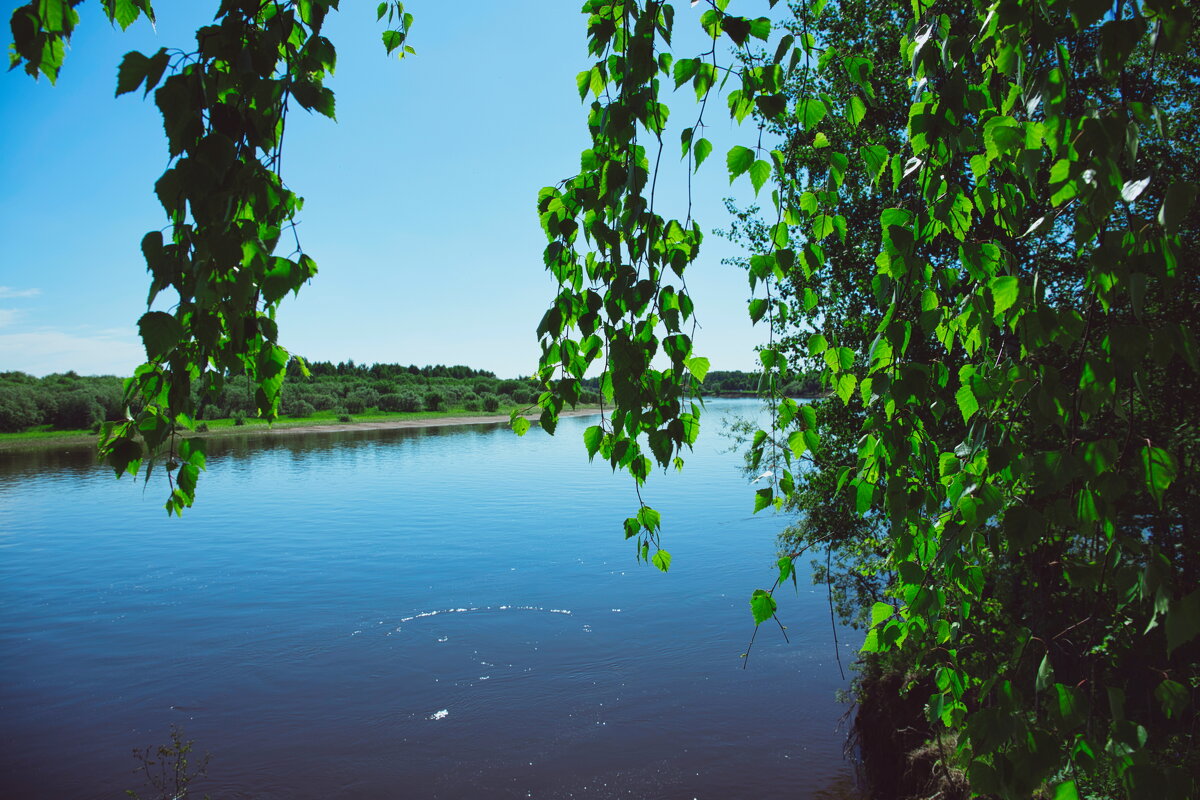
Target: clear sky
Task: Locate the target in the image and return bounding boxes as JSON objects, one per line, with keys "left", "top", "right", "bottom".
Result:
{"left": 0, "top": 2, "right": 769, "bottom": 378}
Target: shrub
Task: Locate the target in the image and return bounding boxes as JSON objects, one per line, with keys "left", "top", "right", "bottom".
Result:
{"left": 463, "top": 398, "right": 482, "bottom": 412}
{"left": 306, "top": 389, "right": 339, "bottom": 411}
{"left": 482, "top": 393, "right": 500, "bottom": 412}
{"left": 424, "top": 391, "right": 444, "bottom": 411}
{"left": 344, "top": 387, "right": 379, "bottom": 414}
{"left": 0, "top": 385, "right": 41, "bottom": 432}
{"left": 289, "top": 400, "right": 315, "bottom": 418}
{"left": 337, "top": 413, "right": 353, "bottom": 423}
{"left": 51, "top": 392, "right": 104, "bottom": 430}
{"left": 233, "top": 415, "right": 245, "bottom": 426}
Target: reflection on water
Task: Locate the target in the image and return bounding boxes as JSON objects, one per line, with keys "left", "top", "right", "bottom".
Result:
{"left": 0, "top": 400, "right": 862, "bottom": 799}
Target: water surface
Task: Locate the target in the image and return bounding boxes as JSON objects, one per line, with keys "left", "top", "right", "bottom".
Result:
{"left": 0, "top": 399, "right": 860, "bottom": 799}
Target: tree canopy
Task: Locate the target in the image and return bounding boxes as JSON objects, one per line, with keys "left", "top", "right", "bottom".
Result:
{"left": 9, "top": 0, "right": 1198, "bottom": 797}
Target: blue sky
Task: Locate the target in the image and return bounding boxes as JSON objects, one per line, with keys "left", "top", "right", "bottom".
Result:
{"left": 0, "top": 2, "right": 768, "bottom": 378}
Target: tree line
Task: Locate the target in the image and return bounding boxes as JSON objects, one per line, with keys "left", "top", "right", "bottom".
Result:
{"left": 0, "top": 363, "right": 541, "bottom": 432}
{"left": 0, "top": 363, "right": 784, "bottom": 433}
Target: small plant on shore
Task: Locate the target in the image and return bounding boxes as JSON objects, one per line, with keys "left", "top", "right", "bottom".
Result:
{"left": 126, "top": 724, "right": 210, "bottom": 800}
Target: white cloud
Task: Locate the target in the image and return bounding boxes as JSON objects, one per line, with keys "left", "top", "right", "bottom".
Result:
{"left": 0, "top": 328, "right": 144, "bottom": 376}
{"left": 0, "top": 309, "right": 19, "bottom": 329}
{"left": 0, "top": 286, "right": 41, "bottom": 299}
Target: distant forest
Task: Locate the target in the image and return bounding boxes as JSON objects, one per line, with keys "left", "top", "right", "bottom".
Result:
{"left": 0, "top": 361, "right": 822, "bottom": 433}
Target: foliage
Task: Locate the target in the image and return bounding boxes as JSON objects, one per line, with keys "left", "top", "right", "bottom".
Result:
{"left": 9, "top": 0, "right": 413, "bottom": 514}
{"left": 0, "top": 372, "right": 126, "bottom": 431}
{"left": 125, "top": 724, "right": 210, "bottom": 800}
{"left": 529, "top": 0, "right": 1199, "bottom": 796}
{"left": 0, "top": 362, "right": 534, "bottom": 435}
{"left": 11, "top": 1, "right": 1199, "bottom": 796}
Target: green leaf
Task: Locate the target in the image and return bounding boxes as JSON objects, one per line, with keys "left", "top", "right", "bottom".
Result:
{"left": 1154, "top": 679, "right": 1189, "bottom": 720}
{"left": 777, "top": 556, "right": 794, "bottom": 583}
{"left": 870, "top": 601, "right": 892, "bottom": 627}
{"left": 292, "top": 82, "right": 336, "bottom": 119}
{"left": 846, "top": 96, "right": 866, "bottom": 128}
{"left": 583, "top": 425, "right": 603, "bottom": 460}
{"left": 115, "top": 50, "right": 150, "bottom": 97}
{"left": 812, "top": 214, "right": 835, "bottom": 240}
{"left": 1140, "top": 446, "right": 1177, "bottom": 506}
{"left": 955, "top": 384, "right": 979, "bottom": 423}
{"left": 750, "top": 588, "right": 777, "bottom": 625}
{"left": 652, "top": 549, "right": 671, "bottom": 572}
{"left": 749, "top": 159, "right": 771, "bottom": 195}
{"left": 726, "top": 145, "right": 755, "bottom": 183}
{"left": 989, "top": 276, "right": 1019, "bottom": 316}
{"left": 753, "top": 486, "right": 773, "bottom": 513}
{"left": 1052, "top": 781, "right": 1080, "bottom": 800}
{"left": 137, "top": 311, "right": 182, "bottom": 360}
{"left": 1036, "top": 652, "right": 1054, "bottom": 692}
{"left": 860, "top": 144, "right": 888, "bottom": 184}
{"left": 748, "top": 16, "right": 771, "bottom": 40}
{"left": 141, "top": 48, "right": 169, "bottom": 97}
{"left": 637, "top": 505, "right": 661, "bottom": 532}
{"left": 107, "top": 0, "right": 140, "bottom": 29}
{"left": 510, "top": 410, "right": 531, "bottom": 436}
{"left": 1159, "top": 181, "right": 1198, "bottom": 235}
{"left": 797, "top": 98, "right": 827, "bottom": 130}
{"left": 1166, "top": 589, "right": 1200, "bottom": 655}
{"left": 673, "top": 57, "right": 697, "bottom": 88}
{"left": 836, "top": 373, "right": 856, "bottom": 405}
{"left": 693, "top": 137, "right": 713, "bottom": 171}
{"left": 983, "top": 116, "right": 1022, "bottom": 162}
{"left": 855, "top": 480, "right": 873, "bottom": 513}
{"left": 684, "top": 356, "right": 710, "bottom": 383}
{"left": 749, "top": 297, "right": 769, "bottom": 323}
{"left": 382, "top": 29, "right": 406, "bottom": 54}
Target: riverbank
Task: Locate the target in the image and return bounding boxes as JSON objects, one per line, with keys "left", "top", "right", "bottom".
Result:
{"left": 0, "top": 407, "right": 603, "bottom": 453}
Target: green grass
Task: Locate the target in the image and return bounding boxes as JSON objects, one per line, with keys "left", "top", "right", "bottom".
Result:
{"left": 201, "top": 405, "right": 520, "bottom": 431}
{"left": 0, "top": 403, "right": 574, "bottom": 451}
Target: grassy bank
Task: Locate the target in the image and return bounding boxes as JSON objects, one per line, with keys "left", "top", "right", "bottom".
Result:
{"left": 0, "top": 404, "right": 595, "bottom": 453}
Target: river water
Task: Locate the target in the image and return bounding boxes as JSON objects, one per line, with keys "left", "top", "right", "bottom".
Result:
{"left": 0, "top": 399, "right": 861, "bottom": 799}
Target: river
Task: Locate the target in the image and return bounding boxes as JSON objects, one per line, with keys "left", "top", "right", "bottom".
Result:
{"left": 0, "top": 399, "right": 861, "bottom": 799}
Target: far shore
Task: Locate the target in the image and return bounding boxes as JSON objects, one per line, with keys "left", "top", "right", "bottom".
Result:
{"left": 0, "top": 408, "right": 603, "bottom": 454}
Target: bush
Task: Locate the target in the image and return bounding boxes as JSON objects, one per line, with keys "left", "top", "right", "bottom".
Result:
{"left": 306, "top": 389, "right": 339, "bottom": 411}
{"left": 337, "top": 413, "right": 353, "bottom": 423}
{"left": 463, "top": 398, "right": 482, "bottom": 412}
{"left": 0, "top": 385, "right": 41, "bottom": 432}
{"left": 424, "top": 391, "right": 444, "bottom": 411}
{"left": 50, "top": 392, "right": 104, "bottom": 430}
{"left": 233, "top": 415, "right": 245, "bottom": 426}
{"left": 344, "top": 387, "right": 379, "bottom": 414}
{"left": 482, "top": 393, "right": 500, "bottom": 412}
{"left": 379, "top": 391, "right": 422, "bottom": 413}
{"left": 289, "top": 400, "right": 315, "bottom": 418}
